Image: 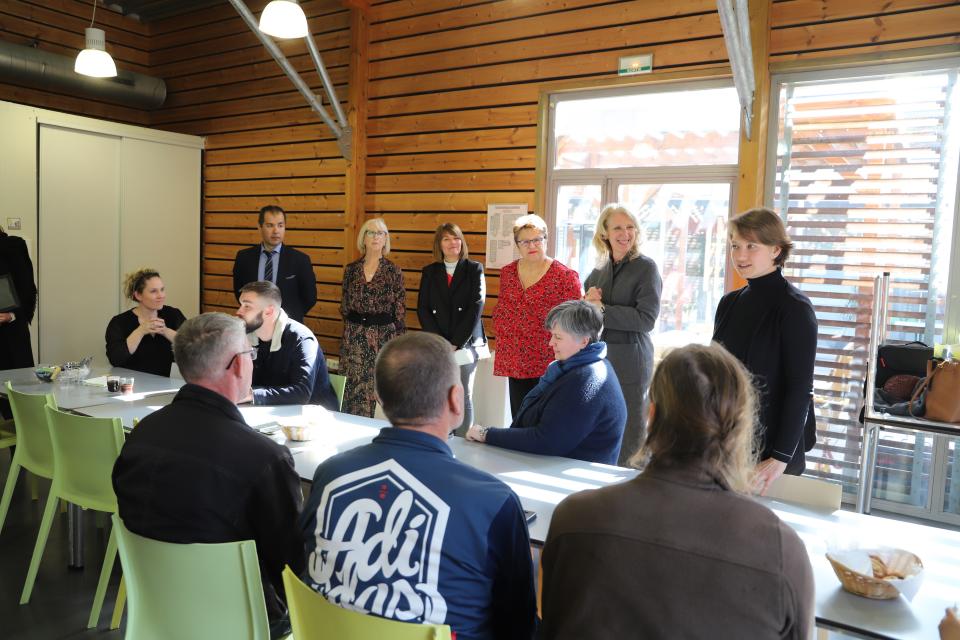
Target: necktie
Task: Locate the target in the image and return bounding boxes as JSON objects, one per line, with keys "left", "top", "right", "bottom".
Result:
{"left": 263, "top": 250, "right": 275, "bottom": 283}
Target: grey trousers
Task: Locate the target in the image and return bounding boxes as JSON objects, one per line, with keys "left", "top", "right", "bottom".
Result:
{"left": 454, "top": 354, "right": 479, "bottom": 436}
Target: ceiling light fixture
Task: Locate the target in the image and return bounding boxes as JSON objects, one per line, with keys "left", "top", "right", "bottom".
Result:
{"left": 74, "top": 1, "right": 117, "bottom": 78}
{"left": 259, "top": 0, "right": 309, "bottom": 39}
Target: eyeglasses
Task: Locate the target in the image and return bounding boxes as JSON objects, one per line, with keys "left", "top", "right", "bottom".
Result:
{"left": 516, "top": 236, "right": 545, "bottom": 248}
{"left": 225, "top": 348, "right": 257, "bottom": 370}
{"left": 365, "top": 230, "right": 387, "bottom": 238}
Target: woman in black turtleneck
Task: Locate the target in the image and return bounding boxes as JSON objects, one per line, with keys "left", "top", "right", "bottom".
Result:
{"left": 713, "top": 208, "right": 818, "bottom": 493}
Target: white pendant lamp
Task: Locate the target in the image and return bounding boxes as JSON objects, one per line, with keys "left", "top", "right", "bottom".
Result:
{"left": 259, "top": 0, "right": 309, "bottom": 39}
{"left": 75, "top": 1, "right": 117, "bottom": 78}
{"left": 75, "top": 27, "right": 117, "bottom": 78}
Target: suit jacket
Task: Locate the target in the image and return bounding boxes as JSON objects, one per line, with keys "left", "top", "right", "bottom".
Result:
{"left": 416, "top": 259, "right": 486, "bottom": 349}
{"left": 584, "top": 254, "right": 661, "bottom": 389}
{"left": 233, "top": 244, "right": 317, "bottom": 322}
{"left": 0, "top": 233, "right": 37, "bottom": 368}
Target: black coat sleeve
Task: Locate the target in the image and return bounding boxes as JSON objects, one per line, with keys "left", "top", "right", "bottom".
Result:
{"left": 450, "top": 261, "right": 485, "bottom": 349}
{"left": 416, "top": 265, "right": 443, "bottom": 335}
{"left": 770, "top": 298, "right": 818, "bottom": 463}
{"left": 296, "top": 251, "right": 317, "bottom": 316}
{"left": 105, "top": 313, "right": 134, "bottom": 367}
{"left": 233, "top": 248, "right": 248, "bottom": 301}
{"left": 246, "top": 449, "right": 305, "bottom": 605}
{"left": 5, "top": 237, "right": 37, "bottom": 325}
{"left": 252, "top": 334, "right": 320, "bottom": 406}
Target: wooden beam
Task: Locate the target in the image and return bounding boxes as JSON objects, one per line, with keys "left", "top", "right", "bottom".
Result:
{"left": 344, "top": 6, "right": 368, "bottom": 264}
{"left": 730, "top": 0, "right": 771, "bottom": 290}
{"left": 342, "top": 0, "right": 369, "bottom": 13}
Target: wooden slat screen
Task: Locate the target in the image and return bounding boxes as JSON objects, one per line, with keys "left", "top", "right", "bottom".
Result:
{"left": 775, "top": 68, "right": 955, "bottom": 496}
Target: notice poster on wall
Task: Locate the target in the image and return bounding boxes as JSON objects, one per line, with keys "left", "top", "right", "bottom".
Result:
{"left": 485, "top": 203, "right": 528, "bottom": 269}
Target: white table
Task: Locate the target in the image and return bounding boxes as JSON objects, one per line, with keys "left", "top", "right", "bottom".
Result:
{"left": 1, "top": 366, "right": 184, "bottom": 410}
{"left": 43, "top": 399, "right": 960, "bottom": 638}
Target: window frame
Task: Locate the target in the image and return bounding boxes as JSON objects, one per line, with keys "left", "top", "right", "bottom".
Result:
{"left": 542, "top": 77, "right": 742, "bottom": 293}
{"left": 764, "top": 55, "right": 960, "bottom": 524}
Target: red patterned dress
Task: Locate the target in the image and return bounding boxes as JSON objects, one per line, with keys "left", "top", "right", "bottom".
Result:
{"left": 492, "top": 259, "right": 582, "bottom": 379}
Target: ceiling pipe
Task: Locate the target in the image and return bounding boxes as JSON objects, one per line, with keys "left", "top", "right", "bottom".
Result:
{"left": 227, "top": 0, "right": 350, "bottom": 159}
{"left": 0, "top": 39, "right": 166, "bottom": 109}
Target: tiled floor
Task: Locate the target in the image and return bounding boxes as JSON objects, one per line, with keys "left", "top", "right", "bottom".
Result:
{"left": 0, "top": 451, "right": 124, "bottom": 639}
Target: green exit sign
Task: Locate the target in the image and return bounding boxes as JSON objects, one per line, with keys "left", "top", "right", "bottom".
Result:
{"left": 618, "top": 53, "right": 653, "bottom": 76}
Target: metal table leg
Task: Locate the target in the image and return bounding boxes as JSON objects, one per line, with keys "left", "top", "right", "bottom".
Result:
{"left": 856, "top": 422, "right": 880, "bottom": 514}
{"left": 68, "top": 503, "right": 84, "bottom": 569}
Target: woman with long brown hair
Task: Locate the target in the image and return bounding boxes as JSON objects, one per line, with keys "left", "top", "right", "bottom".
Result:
{"left": 540, "top": 343, "right": 814, "bottom": 638}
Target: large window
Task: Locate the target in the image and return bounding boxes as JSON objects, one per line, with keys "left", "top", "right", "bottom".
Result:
{"left": 546, "top": 81, "right": 741, "bottom": 347}
{"left": 768, "top": 59, "right": 960, "bottom": 523}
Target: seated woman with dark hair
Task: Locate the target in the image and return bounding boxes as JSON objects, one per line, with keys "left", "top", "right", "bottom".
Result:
{"left": 466, "top": 300, "right": 626, "bottom": 465}
{"left": 538, "top": 343, "right": 815, "bottom": 639}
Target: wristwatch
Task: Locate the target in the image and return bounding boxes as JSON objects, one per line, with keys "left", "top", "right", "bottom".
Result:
{"left": 477, "top": 426, "right": 490, "bottom": 442}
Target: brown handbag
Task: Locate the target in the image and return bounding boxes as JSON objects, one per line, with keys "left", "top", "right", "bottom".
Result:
{"left": 910, "top": 359, "right": 960, "bottom": 423}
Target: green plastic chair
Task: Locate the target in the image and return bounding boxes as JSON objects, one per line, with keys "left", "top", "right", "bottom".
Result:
{"left": 282, "top": 566, "right": 452, "bottom": 640}
{"left": 20, "top": 406, "right": 124, "bottom": 630}
{"left": 112, "top": 514, "right": 271, "bottom": 640}
{"left": 329, "top": 373, "right": 347, "bottom": 411}
{"left": 0, "top": 382, "right": 57, "bottom": 536}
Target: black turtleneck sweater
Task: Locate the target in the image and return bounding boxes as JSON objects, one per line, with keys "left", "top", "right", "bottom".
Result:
{"left": 712, "top": 269, "right": 818, "bottom": 474}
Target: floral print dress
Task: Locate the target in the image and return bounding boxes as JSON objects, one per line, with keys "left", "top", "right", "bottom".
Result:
{"left": 340, "top": 257, "right": 406, "bottom": 417}
{"left": 492, "top": 259, "right": 582, "bottom": 379}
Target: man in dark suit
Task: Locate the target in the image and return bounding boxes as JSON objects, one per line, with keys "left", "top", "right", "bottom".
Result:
{"left": 233, "top": 205, "right": 317, "bottom": 322}
{"left": 0, "top": 228, "right": 37, "bottom": 370}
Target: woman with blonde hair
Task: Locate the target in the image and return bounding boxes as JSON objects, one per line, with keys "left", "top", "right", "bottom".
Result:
{"left": 340, "top": 218, "right": 406, "bottom": 417}
{"left": 105, "top": 268, "right": 186, "bottom": 376}
{"left": 584, "top": 203, "right": 662, "bottom": 464}
{"left": 540, "top": 343, "right": 814, "bottom": 638}
{"left": 417, "top": 223, "right": 486, "bottom": 434}
{"left": 492, "top": 214, "right": 582, "bottom": 415}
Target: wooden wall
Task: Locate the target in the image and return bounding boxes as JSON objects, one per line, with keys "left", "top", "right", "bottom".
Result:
{"left": 3, "top": 0, "right": 958, "bottom": 356}
{"left": 360, "top": 0, "right": 960, "bottom": 345}
{"left": 148, "top": 0, "right": 352, "bottom": 356}
{"left": 0, "top": 0, "right": 152, "bottom": 124}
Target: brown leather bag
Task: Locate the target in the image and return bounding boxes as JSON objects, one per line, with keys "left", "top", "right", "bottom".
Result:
{"left": 910, "top": 359, "right": 960, "bottom": 423}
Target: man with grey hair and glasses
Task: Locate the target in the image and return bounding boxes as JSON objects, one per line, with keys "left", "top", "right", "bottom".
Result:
{"left": 299, "top": 332, "right": 538, "bottom": 640}
{"left": 112, "top": 312, "right": 304, "bottom": 638}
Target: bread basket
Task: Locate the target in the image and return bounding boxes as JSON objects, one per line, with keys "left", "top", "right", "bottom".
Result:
{"left": 279, "top": 416, "right": 315, "bottom": 442}
{"left": 826, "top": 548, "right": 923, "bottom": 600}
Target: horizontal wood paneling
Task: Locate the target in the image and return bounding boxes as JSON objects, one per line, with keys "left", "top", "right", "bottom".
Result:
{"left": 149, "top": 1, "right": 352, "bottom": 352}
{"left": 3, "top": 0, "right": 954, "bottom": 359}
{"left": 0, "top": 0, "right": 152, "bottom": 124}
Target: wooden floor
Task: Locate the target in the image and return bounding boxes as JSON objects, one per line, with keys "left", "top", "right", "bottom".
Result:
{"left": 0, "top": 450, "right": 124, "bottom": 639}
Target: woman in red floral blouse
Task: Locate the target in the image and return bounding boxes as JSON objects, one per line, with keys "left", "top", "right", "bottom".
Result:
{"left": 493, "top": 214, "right": 582, "bottom": 416}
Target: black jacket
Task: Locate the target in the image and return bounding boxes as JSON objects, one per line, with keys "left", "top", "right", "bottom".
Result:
{"left": 416, "top": 259, "right": 486, "bottom": 349}
{"left": 0, "top": 233, "right": 37, "bottom": 368}
{"left": 713, "top": 270, "right": 818, "bottom": 473}
{"left": 233, "top": 244, "right": 317, "bottom": 322}
{"left": 112, "top": 384, "right": 305, "bottom": 623}
{"left": 251, "top": 315, "right": 338, "bottom": 410}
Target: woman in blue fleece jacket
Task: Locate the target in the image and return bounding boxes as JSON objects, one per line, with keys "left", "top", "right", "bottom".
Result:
{"left": 467, "top": 300, "right": 627, "bottom": 465}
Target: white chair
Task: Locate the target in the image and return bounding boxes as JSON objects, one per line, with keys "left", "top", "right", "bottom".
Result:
{"left": 766, "top": 474, "right": 842, "bottom": 512}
